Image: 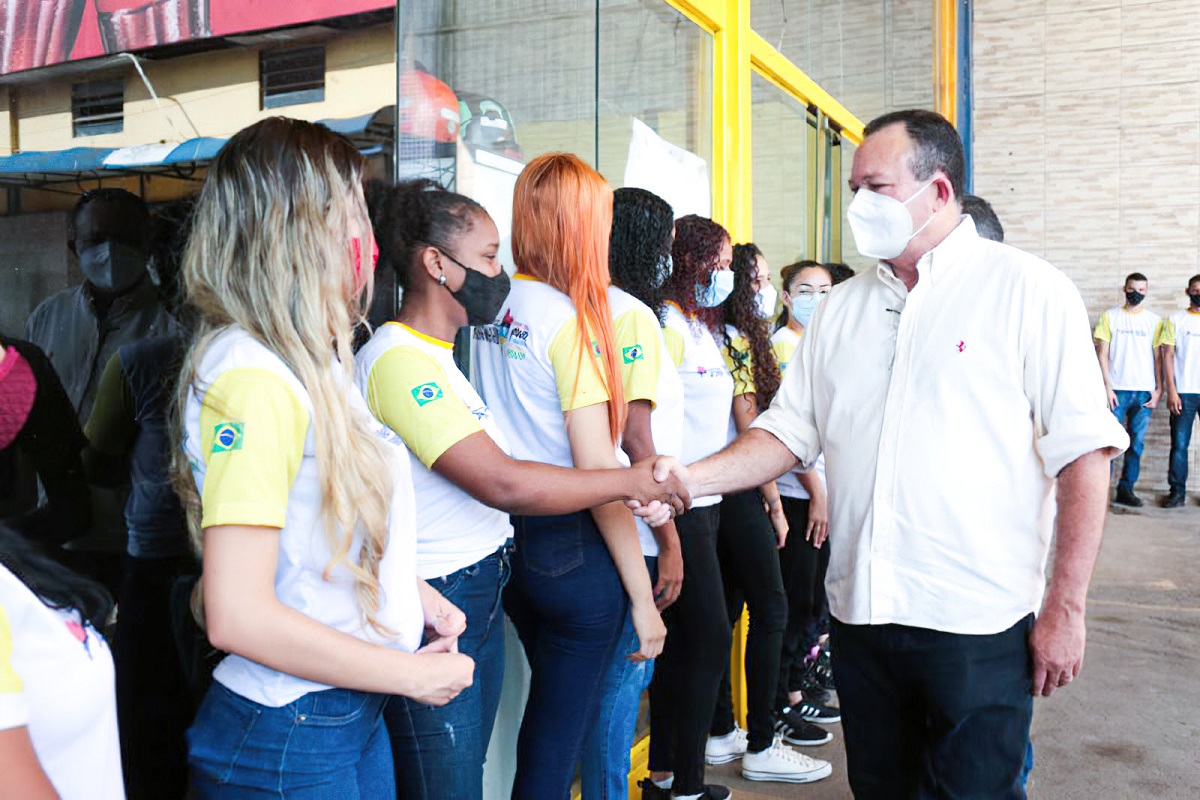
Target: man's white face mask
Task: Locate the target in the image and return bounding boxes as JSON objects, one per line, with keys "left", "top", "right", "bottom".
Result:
{"left": 847, "top": 178, "right": 937, "bottom": 260}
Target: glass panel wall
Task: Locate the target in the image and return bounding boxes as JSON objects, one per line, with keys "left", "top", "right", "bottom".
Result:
{"left": 750, "top": 71, "right": 811, "bottom": 286}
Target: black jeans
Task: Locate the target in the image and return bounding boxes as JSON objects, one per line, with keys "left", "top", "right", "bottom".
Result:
{"left": 710, "top": 490, "right": 788, "bottom": 752}
{"left": 831, "top": 615, "right": 1035, "bottom": 799}
{"left": 776, "top": 496, "right": 831, "bottom": 709}
{"left": 648, "top": 505, "right": 730, "bottom": 795}
{"left": 115, "top": 552, "right": 198, "bottom": 800}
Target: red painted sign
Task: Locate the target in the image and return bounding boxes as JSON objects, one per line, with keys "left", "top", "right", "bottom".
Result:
{"left": 1, "top": 0, "right": 393, "bottom": 76}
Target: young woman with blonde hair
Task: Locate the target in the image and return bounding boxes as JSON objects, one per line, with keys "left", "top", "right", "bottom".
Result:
{"left": 471, "top": 153, "right": 667, "bottom": 799}
{"left": 176, "top": 117, "right": 472, "bottom": 798}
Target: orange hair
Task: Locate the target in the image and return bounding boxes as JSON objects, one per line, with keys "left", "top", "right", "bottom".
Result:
{"left": 512, "top": 153, "right": 625, "bottom": 442}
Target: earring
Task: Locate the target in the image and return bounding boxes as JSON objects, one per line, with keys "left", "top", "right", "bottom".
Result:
{"left": 437, "top": 274, "right": 446, "bottom": 285}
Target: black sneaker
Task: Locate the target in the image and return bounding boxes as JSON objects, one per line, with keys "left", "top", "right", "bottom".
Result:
{"left": 775, "top": 716, "right": 832, "bottom": 746}
{"left": 1164, "top": 492, "right": 1186, "bottom": 509}
{"left": 637, "top": 779, "right": 732, "bottom": 800}
{"left": 1114, "top": 488, "right": 1144, "bottom": 507}
{"left": 787, "top": 698, "right": 841, "bottom": 725}
{"left": 798, "top": 680, "right": 834, "bottom": 706}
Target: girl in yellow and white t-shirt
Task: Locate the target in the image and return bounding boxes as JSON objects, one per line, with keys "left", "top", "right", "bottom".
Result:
{"left": 356, "top": 179, "right": 677, "bottom": 800}
{"left": 471, "top": 154, "right": 669, "bottom": 799}
{"left": 176, "top": 118, "right": 472, "bottom": 798}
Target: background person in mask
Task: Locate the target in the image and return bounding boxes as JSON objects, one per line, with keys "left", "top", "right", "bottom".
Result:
{"left": 24, "top": 189, "right": 176, "bottom": 423}
{"left": 642, "top": 109, "right": 1129, "bottom": 798}
{"left": 1158, "top": 274, "right": 1200, "bottom": 508}
{"left": 357, "top": 178, "right": 683, "bottom": 800}
{"left": 1094, "top": 272, "right": 1166, "bottom": 507}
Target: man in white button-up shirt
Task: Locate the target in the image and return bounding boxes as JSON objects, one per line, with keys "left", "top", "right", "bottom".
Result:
{"left": 648, "top": 110, "right": 1128, "bottom": 798}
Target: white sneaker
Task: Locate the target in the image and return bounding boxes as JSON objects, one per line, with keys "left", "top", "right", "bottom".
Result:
{"left": 704, "top": 726, "right": 748, "bottom": 765}
{"left": 741, "top": 736, "right": 832, "bottom": 783}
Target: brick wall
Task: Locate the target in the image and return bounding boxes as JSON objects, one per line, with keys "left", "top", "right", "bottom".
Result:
{"left": 973, "top": 0, "right": 1200, "bottom": 496}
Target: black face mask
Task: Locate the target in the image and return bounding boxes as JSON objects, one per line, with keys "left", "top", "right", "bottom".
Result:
{"left": 449, "top": 262, "right": 511, "bottom": 325}
{"left": 78, "top": 240, "right": 148, "bottom": 295}
{"left": 1190, "top": 293, "right": 1200, "bottom": 308}
{"left": 1125, "top": 290, "right": 1146, "bottom": 307}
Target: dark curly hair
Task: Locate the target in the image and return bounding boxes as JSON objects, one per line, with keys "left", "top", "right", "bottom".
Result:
{"left": 723, "top": 243, "right": 780, "bottom": 408}
{"left": 365, "top": 178, "right": 487, "bottom": 299}
{"left": 0, "top": 523, "right": 113, "bottom": 635}
{"left": 610, "top": 187, "right": 674, "bottom": 323}
{"left": 775, "top": 259, "right": 826, "bottom": 331}
{"left": 664, "top": 214, "right": 729, "bottom": 334}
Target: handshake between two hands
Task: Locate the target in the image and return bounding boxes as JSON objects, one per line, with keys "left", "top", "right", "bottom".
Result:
{"left": 623, "top": 456, "right": 693, "bottom": 526}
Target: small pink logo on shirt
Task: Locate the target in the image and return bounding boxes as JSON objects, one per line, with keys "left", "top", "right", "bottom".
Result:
{"left": 957, "top": 341, "right": 966, "bottom": 353}
{"left": 65, "top": 620, "right": 94, "bottom": 659}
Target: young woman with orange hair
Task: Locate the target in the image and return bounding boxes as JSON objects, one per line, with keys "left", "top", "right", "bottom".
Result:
{"left": 471, "top": 153, "right": 667, "bottom": 799}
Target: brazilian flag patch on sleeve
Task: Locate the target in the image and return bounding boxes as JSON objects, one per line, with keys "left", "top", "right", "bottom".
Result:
{"left": 622, "top": 344, "right": 644, "bottom": 364}
{"left": 411, "top": 382, "right": 444, "bottom": 407}
{"left": 212, "top": 422, "right": 244, "bottom": 454}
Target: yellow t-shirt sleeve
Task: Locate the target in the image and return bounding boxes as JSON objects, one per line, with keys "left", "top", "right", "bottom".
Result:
{"left": 547, "top": 318, "right": 611, "bottom": 412}
{"left": 614, "top": 309, "right": 663, "bottom": 407}
{"left": 662, "top": 326, "right": 685, "bottom": 369}
{"left": 366, "top": 345, "right": 484, "bottom": 469}
{"left": 1155, "top": 319, "right": 1171, "bottom": 347}
{"left": 0, "top": 605, "right": 20, "bottom": 696}
{"left": 1093, "top": 311, "right": 1112, "bottom": 343}
{"left": 198, "top": 367, "right": 308, "bottom": 530}
{"left": 772, "top": 337, "right": 797, "bottom": 372}
{"left": 725, "top": 335, "right": 756, "bottom": 397}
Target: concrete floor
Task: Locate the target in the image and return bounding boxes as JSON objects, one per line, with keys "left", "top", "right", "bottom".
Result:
{"left": 704, "top": 500, "right": 1200, "bottom": 800}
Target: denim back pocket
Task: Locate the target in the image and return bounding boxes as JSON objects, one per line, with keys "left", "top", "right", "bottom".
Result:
{"left": 296, "top": 688, "right": 376, "bottom": 727}
{"left": 516, "top": 513, "right": 585, "bottom": 578}
{"left": 187, "top": 683, "right": 264, "bottom": 785}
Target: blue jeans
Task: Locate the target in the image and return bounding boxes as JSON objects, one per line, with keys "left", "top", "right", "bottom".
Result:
{"left": 1168, "top": 393, "right": 1200, "bottom": 495}
{"left": 385, "top": 543, "right": 512, "bottom": 800}
{"left": 504, "top": 512, "right": 629, "bottom": 800}
{"left": 188, "top": 683, "right": 392, "bottom": 798}
{"left": 1112, "top": 390, "right": 1153, "bottom": 492}
{"left": 581, "top": 557, "right": 658, "bottom": 800}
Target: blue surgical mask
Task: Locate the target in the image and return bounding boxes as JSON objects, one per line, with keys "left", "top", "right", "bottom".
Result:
{"left": 791, "top": 292, "right": 825, "bottom": 328}
{"left": 695, "top": 269, "right": 735, "bottom": 307}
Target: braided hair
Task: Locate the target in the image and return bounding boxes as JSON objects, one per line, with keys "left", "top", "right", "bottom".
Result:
{"left": 610, "top": 187, "right": 674, "bottom": 323}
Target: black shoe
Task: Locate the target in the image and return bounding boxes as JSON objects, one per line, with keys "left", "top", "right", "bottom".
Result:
{"left": 775, "top": 716, "right": 833, "bottom": 746}
{"left": 637, "top": 779, "right": 732, "bottom": 800}
{"left": 785, "top": 698, "right": 841, "bottom": 725}
{"left": 798, "top": 680, "right": 833, "bottom": 706}
{"left": 1114, "top": 488, "right": 1144, "bottom": 507}
{"left": 1164, "top": 492, "right": 1186, "bottom": 509}
{"left": 638, "top": 779, "right": 670, "bottom": 800}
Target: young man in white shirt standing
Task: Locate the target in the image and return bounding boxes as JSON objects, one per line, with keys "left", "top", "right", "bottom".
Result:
{"left": 1093, "top": 273, "right": 1165, "bottom": 507}
{"left": 1160, "top": 274, "right": 1200, "bottom": 508}
{"left": 641, "top": 109, "right": 1128, "bottom": 799}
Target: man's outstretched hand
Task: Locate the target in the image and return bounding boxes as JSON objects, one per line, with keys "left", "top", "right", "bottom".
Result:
{"left": 623, "top": 457, "right": 691, "bottom": 526}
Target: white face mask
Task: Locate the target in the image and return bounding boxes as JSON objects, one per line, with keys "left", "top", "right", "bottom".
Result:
{"left": 695, "top": 269, "right": 736, "bottom": 307}
{"left": 847, "top": 178, "right": 937, "bottom": 260}
{"left": 754, "top": 284, "right": 778, "bottom": 318}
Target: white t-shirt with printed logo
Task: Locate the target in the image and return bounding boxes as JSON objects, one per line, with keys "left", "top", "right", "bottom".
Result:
{"left": 662, "top": 303, "right": 734, "bottom": 508}
{"left": 1165, "top": 309, "right": 1200, "bottom": 394}
{"left": 1094, "top": 306, "right": 1165, "bottom": 392}
{"left": 183, "top": 327, "right": 424, "bottom": 708}
{"left": 471, "top": 275, "right": 618, "bottom": 469}
{"left": 0, "top": 566, "right": 123, "bottom": 799}
{"left": 357, "top": 322, "right": 514, "bottom": 579}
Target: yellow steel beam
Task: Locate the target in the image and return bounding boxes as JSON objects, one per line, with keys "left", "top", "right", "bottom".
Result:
{"left": 748, "top": 31, "right": 864, "bottom": 144}
{"left": 935, "top": 0, "right": 958, "bottom": 126}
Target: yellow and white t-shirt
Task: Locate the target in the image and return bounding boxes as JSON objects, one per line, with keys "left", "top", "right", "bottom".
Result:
{"left": 1163, "top": 309, "right": 1200, "bottom": 394}
{"left": 183, "top": 327, "right": 423, "bottom": 708}
{"left": 471, "top": 275, "right": 614, "bottom": 468}
{"left": 0, "top": 567, "right": 122, "bottom": 800}
{"left": 356, "top": 322, "right": 513, "bottom": 580}
{"left": 662, "top": 303, "right": 734, "bottom": 508}
{"left": 610, "top": 287, "right": 685, "bottom": 556}
{"left": 1094, "top": 307, "right": 1165, "bottom": 391}
{"left": 770, "top": 326, "right": 826, "bottom": 501}
{"left": 722, "top": 324, "right": 756, "bottom": 447}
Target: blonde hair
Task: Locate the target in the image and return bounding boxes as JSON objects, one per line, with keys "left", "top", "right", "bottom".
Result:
{"left": 174, "top": 117, "right": 395, "bottom": 633}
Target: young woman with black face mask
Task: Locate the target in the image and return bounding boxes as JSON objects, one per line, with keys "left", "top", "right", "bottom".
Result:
{"left": 355, "top": 179, "right": 683, "bottom": 800}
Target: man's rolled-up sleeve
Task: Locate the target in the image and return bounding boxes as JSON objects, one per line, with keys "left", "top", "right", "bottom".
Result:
{"left": 1027, "top": 271, "right": 1129, "bottom": 478}
{"left": 751, "top": 305, "right": 823, "bottom": 471}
